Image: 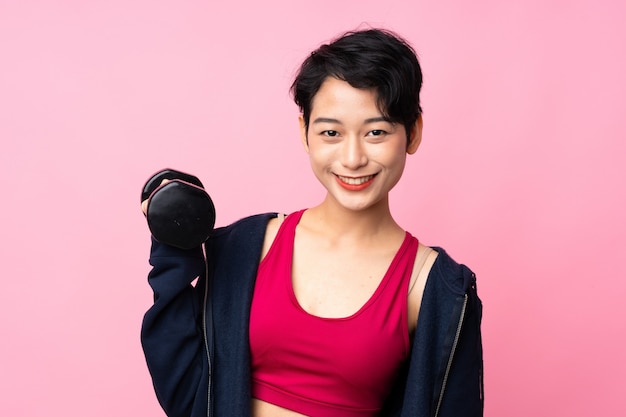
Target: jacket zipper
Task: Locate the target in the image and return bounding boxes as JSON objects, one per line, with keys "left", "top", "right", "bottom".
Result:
{"left": 202, "top": 247, "right": 212, "bottom": 417}
{"left": 434, "top": 293, "right": 468, "bottom": 417}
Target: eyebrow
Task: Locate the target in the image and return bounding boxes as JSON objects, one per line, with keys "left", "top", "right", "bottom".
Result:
{"left": 364, "top": 117, "right": 391, "bottom": 124}
{"left": 312, "top": 117, "right": 341, "bottom": 124}
{"left": 311, "top": 116, "right": 391, "bottom": 124}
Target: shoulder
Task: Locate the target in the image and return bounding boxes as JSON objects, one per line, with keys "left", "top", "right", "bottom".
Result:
{"left": 428, "top": 246, "right": 476, "bottom": 295}
{"left": 200, "top": 213, "right": 281, "bottom": 286}
{"left": 207, "top": 212, "right": 278, "bottom": 255}
{"left": 211, "top": 212, "right": 277, "bottom": 238}
{"left": 260, "top": 213, "right": 285, "bottom": 260}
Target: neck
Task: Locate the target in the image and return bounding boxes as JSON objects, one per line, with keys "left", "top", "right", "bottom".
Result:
{"left": 303, "top": 195, "right": 402, "bottom": 241}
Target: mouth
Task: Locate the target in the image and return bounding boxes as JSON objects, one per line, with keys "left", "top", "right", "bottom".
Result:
{"left": 336, "top": 174, "right": 377, "bottom": 185}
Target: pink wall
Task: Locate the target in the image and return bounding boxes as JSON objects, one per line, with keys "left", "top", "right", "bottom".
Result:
{"left": 1, "top": 1, "right": 624, "bottom": 416}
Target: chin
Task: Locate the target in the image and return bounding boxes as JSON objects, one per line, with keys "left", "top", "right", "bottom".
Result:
{"left": 336, "top": 196, "right": 386, "bottom": 213}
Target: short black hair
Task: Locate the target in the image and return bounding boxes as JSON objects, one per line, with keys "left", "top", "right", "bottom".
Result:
{"left": 291, "top": 28, "right": 423, "bottom": 141}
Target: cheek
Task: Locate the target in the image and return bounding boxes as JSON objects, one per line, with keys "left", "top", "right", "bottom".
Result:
{"left": 307, "top": 148, "right": 330, "bottom": 176}
{"left": 374, "top": 144, "right": 407, "bottom": 166}
{"left": 381, "top": 148, "right": 409, "bottom": 181}
{"left": 307, "top": 144, "right": 333, "bottom": 165}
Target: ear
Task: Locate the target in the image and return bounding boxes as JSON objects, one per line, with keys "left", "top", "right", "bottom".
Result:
{"left": 406, "top": 115, "right": 423, "bottom": 155}
{"left": 299, "top": 114, "right": 309, "bottom": 152}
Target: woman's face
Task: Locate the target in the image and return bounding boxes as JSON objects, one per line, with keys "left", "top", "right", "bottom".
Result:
{"left": 300, "top": 77, "right": 422, "bottom": 213}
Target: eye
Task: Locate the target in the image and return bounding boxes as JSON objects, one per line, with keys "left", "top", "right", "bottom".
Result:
{"left": 368, "top": 129, "right": 387, "bottom": 137}
{"left": 322, "top": 130, "right": 339, "bottom": 137}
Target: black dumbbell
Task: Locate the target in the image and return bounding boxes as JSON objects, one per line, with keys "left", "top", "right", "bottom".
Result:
{"left": 141, "top": 169, "right": 215, "bottom": 250}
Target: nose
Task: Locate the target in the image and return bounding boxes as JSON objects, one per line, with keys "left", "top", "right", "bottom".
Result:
{"left": 340, "top": 136, "right": 368, "bottom": 169}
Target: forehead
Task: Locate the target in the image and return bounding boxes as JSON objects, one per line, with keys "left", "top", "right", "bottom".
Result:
{"left": 310, "top": 77, "right": 380, "bottom": 116}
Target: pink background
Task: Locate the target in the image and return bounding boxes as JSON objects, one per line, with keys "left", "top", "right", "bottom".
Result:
{"left": 1, "top": 1, "right": 625, "bottom": 416}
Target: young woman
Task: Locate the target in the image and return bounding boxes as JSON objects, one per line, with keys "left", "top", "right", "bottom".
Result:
{"left": 141, "top": 29, "right": 483, "bottom": 417}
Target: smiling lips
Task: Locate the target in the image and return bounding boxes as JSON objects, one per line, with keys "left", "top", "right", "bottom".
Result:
{"left": 335, "top": 174, "right": 377, "bottom": 191}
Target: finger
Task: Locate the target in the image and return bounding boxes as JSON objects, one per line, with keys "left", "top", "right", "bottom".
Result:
{"left": 142, "top": 179, "right": 171, "bottom": 215}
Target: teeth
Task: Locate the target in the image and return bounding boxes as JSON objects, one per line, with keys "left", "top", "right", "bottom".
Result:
{"left": 338, "top": 175, "right": 374, "bottom": 185}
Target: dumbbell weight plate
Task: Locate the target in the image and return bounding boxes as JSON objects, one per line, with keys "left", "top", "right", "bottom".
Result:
{"left": 141, "top": 168, "right": 204, "bottom": 203}
{"left": 142, "top": 169, "right": 215, "bottom": 250}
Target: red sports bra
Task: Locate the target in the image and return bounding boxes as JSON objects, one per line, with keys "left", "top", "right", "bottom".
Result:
{"left": 249, "top": 210, "right": 418, "bottom": 417}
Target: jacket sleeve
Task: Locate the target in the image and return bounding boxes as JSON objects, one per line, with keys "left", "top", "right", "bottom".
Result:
{"left": 438, "top": 276, "right": 484, "bottom": 417}
{"left": 140, "top": 239, "right": 209, "bottom": 417}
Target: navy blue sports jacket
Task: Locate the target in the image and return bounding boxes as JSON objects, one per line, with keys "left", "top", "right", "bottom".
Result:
{"left": 141, "top": 213, "right": 484, "bottom": 417}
